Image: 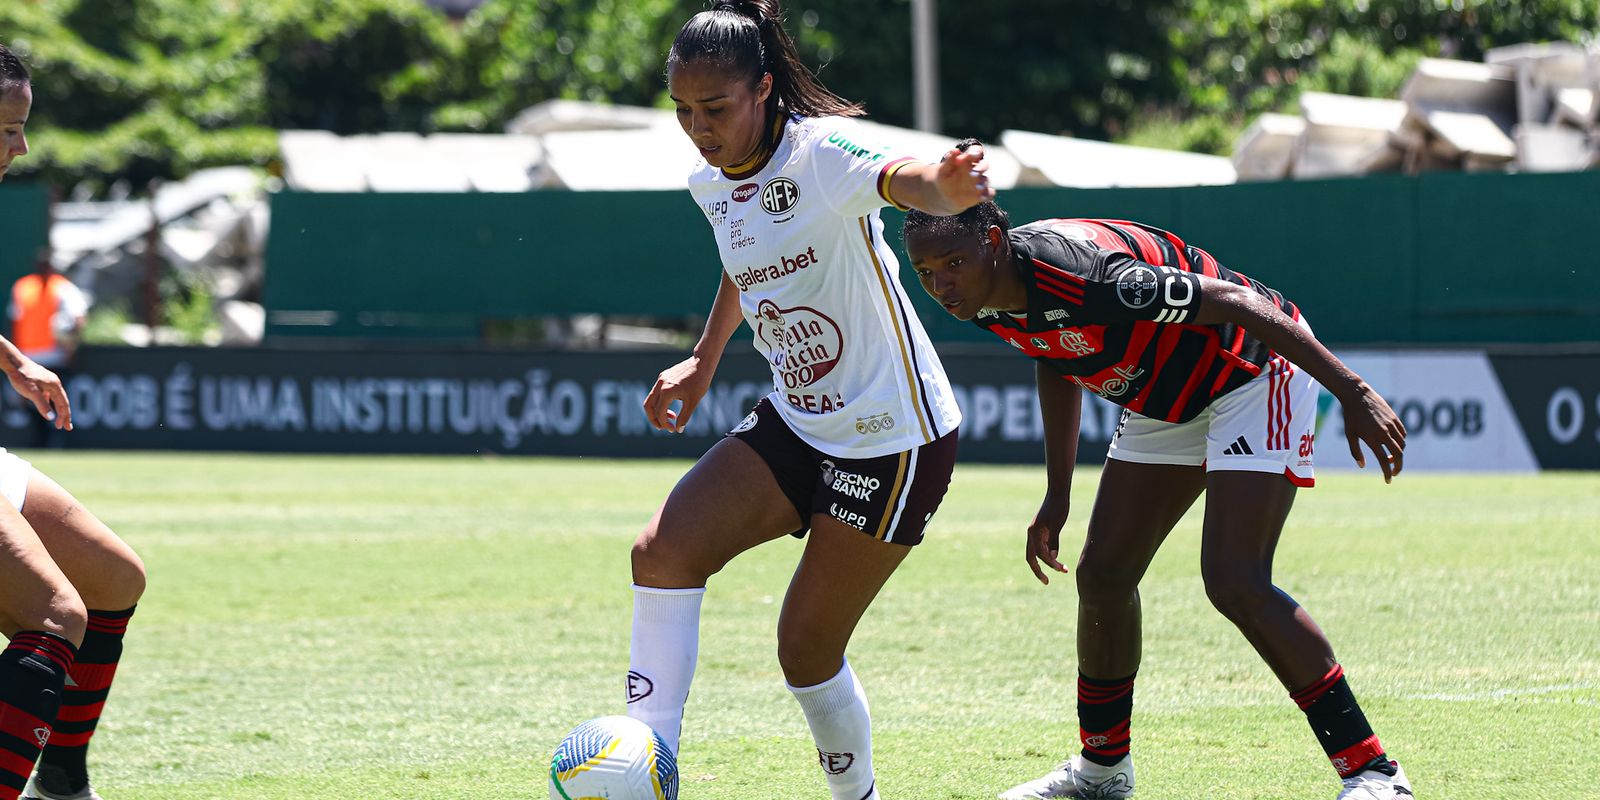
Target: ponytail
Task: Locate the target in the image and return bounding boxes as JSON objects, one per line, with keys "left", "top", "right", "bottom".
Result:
{"left": 669, "top": 0, "right": 863, "bottom": 130}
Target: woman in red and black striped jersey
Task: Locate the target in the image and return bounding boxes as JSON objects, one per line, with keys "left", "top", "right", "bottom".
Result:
{"left": 903, "top": 156, "right": 1413, "bottom": 800}
{"left": 0, "top": 44, "right": 146, "bottom": 800}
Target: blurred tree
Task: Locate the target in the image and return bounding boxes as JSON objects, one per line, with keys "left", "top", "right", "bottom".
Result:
{"left": 433, "top": 0, "right": 692, "bottom": 131}
{"left": 2, "top": 0, "right": 1596, "bottom": 188}
{"left": 779, "top": 0, "right": 1184, "bottom": 141}
{"left": 1144, "top": 0, "right": 1600, "bottom": 152}
{"left": 254, "top": 0, "right": 461, "bottom": 133}
{"left": 1, "top": 0, "right": 458, "bottom": 192}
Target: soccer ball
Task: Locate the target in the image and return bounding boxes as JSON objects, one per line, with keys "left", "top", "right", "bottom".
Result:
{"left": 549, "top": 715, "right": 679, "bottom": 800}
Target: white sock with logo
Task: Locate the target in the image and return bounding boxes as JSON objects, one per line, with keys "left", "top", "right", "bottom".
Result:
{"left": 627, "top": 584, "right": 705, "bottom": 755}
{"left": 789, "top": 659, "right": 877, "bottom": 800}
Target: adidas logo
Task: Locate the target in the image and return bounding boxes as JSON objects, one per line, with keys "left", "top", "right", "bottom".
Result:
{"left": 1222, "top": 436, "right": 1254, "bottom": 456}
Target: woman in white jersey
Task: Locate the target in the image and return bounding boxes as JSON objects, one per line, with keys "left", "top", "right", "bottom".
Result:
{"left": 0, "top": 44, "right": 146, "bottom": 800}
{"left": 626, "top": 2, "right": 991, "bottom": 798}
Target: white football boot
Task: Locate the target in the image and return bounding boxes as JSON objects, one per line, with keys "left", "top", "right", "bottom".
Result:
{"left": 998, "top": 754, "right": 1134, "bottom": 799}
{"left": 1336, "top": 760, "right": 1413, "bottom": 799}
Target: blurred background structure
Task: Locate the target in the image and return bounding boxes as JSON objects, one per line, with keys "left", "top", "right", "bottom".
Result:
{"left": 0, "top": 0, "right": 1597, "bottom": 467}
{"left": 1234, "top": 44, "right": 1600, "bottom": 179}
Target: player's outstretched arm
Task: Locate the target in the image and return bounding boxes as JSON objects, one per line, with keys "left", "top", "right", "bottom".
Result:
{"left": 643, "top": 272, "right": 743, "bottom": 434}
{"left": 1192, "top": 279, "right": 1406, "bottom": 482}
{"left": 1028, "top": 361, "right": 1082, "bottom": 585}
{"left": 0, "top": 334, "right": 71, "bottom": 430}
{"left": 885, "top": 144, "right": 996, "bottom": 216}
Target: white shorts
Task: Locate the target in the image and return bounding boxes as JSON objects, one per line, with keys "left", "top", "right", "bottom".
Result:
{"left": 1107, "top": 353, "right": 1320, "bottom": 487}
{"left": 0, "top": 448, "right": 32, "bottom": 511}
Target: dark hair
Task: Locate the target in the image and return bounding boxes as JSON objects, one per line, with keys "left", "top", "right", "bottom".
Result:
{"left": 0, "top": 43, "right": 29, "bottom": 94}
{"left": 903, "top": 138, "right": 1011, "bottom": 244}
{"left": 668, "top": 0, "right": 864, "bottom": 133}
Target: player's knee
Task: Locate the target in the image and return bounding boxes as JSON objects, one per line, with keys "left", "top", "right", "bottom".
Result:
{"left": 630, "top": 537, "right": 674, "bottom": 585}
{"left": 62, "top": 535, "right": 147, "bottom": 611}
{"left": 103, "top": 547, "right": 148, "bottom": 608}
{"left": 630, "top": 529, "right": 718, "bottom": 587}
{"left": 1201, "top": 565, "right": 1272, "bottom": 621}
{"left": 775, "top": 626, "right": 840, "bottom": 686}
{"left": 1075, "top": 553, "right": 1142, "bottom": 600}
{"left": 7, "top": 587, "right": 88, "bottom": 647}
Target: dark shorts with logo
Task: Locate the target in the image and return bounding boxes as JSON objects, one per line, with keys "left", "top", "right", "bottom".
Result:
{"left": 726, "top": 397, "right": 959, "bottom": 546}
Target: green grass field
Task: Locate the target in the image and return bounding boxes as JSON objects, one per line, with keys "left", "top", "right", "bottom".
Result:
{"left": 24, "top": 451, "right": 1600, "bottom": 799}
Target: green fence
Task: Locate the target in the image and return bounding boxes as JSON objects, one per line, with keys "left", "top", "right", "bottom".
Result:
{"left": 264, "top": 190, "right": 717, "bottom": 340}
{"left": 0, "top": 184, "right": 49, "bottom": 289}
{"left": 0, "top": 170, "right": 1521, "bottom": 346}
{"left": 13, "top": 171, "right": 1597, "bottom": 344}
{"left": 921, "top": 172, "right": 1600, "bottom": 344}
{"left": 262, "top": 171, "right": 1600, "bottom": 345}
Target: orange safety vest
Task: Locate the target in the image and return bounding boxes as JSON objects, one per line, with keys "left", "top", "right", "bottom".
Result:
{"left": 9, "top": 273, "right": 72, "bottom": 354}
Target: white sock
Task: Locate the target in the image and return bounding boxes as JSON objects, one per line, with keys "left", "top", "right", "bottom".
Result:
{"left": 790, "top": 660, "right": 878, "bottom": 800}
{"left": 626, "top": 584, "right": 705, "bottom": 755}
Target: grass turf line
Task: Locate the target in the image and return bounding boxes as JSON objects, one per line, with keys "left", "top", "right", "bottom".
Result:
{"left": 25, "top": 452, "right": 1600, "bottom": 799}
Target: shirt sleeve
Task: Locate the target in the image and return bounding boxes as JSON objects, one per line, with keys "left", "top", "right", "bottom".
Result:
{"left": 806, "top": 123, "right": 919, "bottom": 217}
{"left": 1033, "top": 242, "right": 1205, "bottom": 326}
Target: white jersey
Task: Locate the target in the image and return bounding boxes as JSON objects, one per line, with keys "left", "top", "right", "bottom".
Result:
{"left": 688, "top": 115, "right": 961, "bottom": 458}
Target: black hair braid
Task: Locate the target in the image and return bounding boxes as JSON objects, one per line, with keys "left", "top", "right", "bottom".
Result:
{"left": 903, "top": 138, "right": 1011, "bottom": 244}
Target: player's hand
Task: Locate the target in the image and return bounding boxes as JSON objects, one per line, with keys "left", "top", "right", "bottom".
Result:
{"left": 5, "top": 358, "right": 72, "bottom": 431}
{"left": 1025, "top": 494, "right": 1071, "bottom": 585}
{"left": 934, "top": 142, "right": 995, "bottom": 212}
{"left": 1340, "top": 382, "right": 1405, "bottom": 483}
{"left": 643, "top": 355, "right": 714, "bottom": 433}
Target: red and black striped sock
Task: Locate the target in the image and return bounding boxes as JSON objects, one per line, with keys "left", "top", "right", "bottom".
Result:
{"left": 1078, "top": 672, "right": 1135, "bottom": 767}
{"left": 0, "top": 631, "right": 77, "bottom": 800}
{"left": 1290, "top": 664, "right": 1394, "bottom": 778}
{"left": 37, "top": 607, "right": 136, "bottom": 793}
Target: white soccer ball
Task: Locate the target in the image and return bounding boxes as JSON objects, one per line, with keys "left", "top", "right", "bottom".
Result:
{"left": 549, "top": 715, "right": 679, "bottom": 800}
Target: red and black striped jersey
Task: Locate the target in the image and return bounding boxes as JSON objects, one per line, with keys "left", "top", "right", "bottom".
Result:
{"left": 971, "top": 218, "right": 1300, "bottom": 423}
